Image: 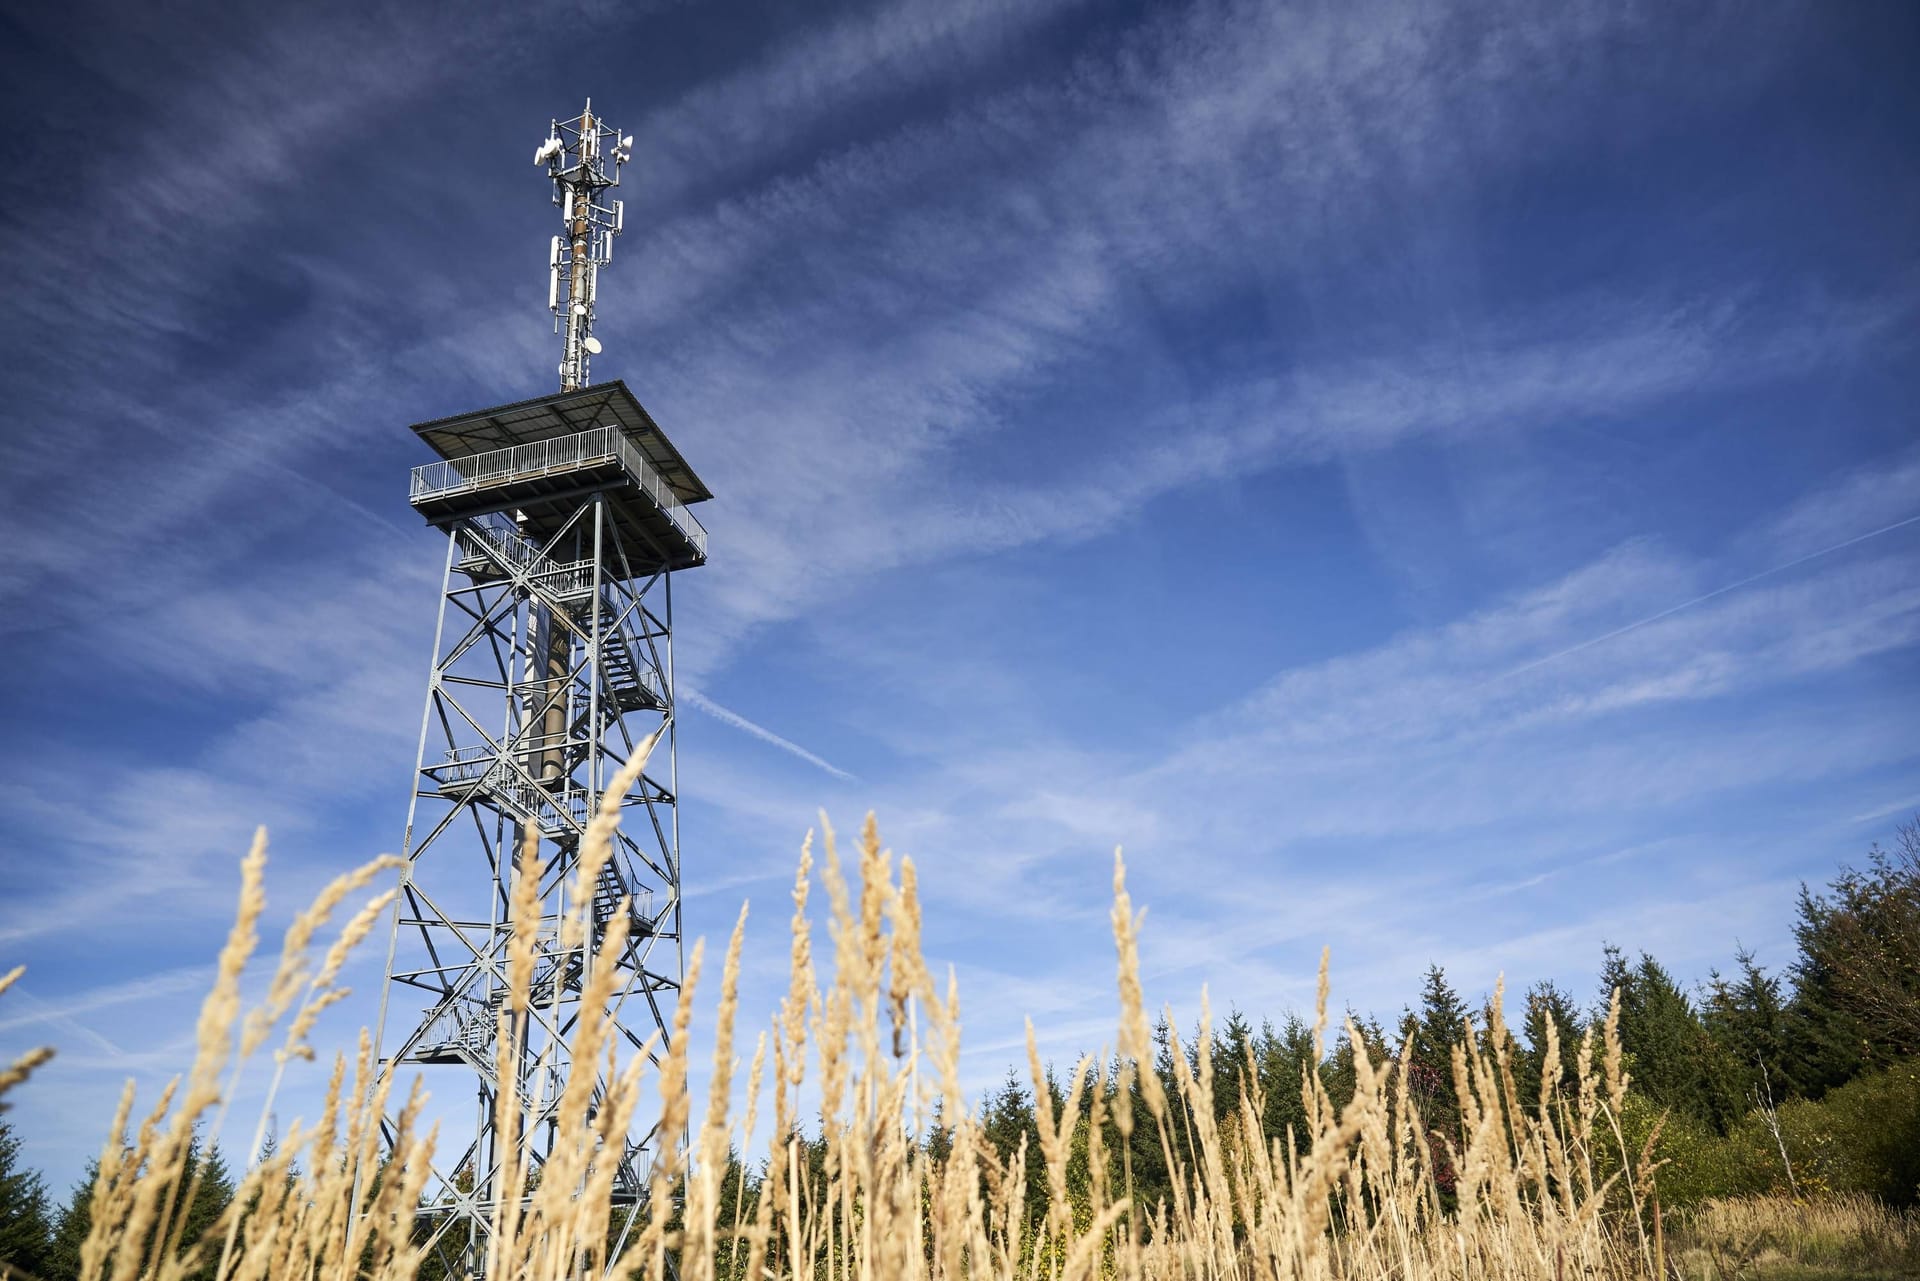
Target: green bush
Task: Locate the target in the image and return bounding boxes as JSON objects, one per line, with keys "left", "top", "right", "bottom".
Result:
{"left": 1786, "top": 1058, "right": 1920, "bottom": 1205}
{"left": 1646, "top": 1104, "right": 1767, "bottom": 1206}
{"left": 1650, "top": 1058, "right": 1920, "bottom": 1207}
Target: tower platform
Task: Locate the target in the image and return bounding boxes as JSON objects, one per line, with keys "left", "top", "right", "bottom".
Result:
{"left": 407, "top": 380, "right": 711, "bottom": 573}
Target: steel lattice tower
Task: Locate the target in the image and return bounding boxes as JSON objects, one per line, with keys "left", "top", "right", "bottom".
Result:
{"left": 372, "top": 101, "right": 712, "bottom": 1276}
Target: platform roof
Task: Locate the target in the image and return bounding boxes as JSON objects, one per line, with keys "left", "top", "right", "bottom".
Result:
{"left": 408, "top": 381, "right": 713, "bottom": 504}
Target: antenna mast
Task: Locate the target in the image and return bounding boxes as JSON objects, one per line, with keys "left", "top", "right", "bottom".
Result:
{"left": 537, "top": 100, "right": 630, "bottom": 391}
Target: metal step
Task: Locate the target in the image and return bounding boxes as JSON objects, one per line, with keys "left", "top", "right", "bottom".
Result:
{"left": 597, "top": 642, "right": 661, "bottom": 712}
{"left": 590, "top": 862, "right": 655, "bottom": 938}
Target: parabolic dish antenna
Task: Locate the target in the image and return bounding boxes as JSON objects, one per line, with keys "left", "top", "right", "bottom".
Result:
{"left": 583, "top": 336, "right": 603, "bottom": 355}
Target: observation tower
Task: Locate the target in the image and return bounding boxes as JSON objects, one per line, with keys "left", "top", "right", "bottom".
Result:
{"left": 372, "top": 101, "right": 710, "bottom": 1275}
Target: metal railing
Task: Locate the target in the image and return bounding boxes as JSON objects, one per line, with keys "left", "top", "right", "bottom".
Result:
{"left": 455, "top": 523, "right": 600, "bottom": 600}
{"left": 411, "top": 426, "right": 708, "bottom": 558}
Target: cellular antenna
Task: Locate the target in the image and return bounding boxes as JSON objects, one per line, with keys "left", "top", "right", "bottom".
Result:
{"left": 540, "top": 98, "right": 632, "bottom": 390}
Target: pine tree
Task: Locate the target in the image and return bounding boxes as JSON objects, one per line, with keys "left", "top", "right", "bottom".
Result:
{"left": 1254, "top": 1015, "right": 1313, "bottom": 1156}
{"left": 0, "top": 1120, "right": 52, "bottom": 1278}
{"left": 1212, "top": 1008, "right": 1255, "bottom": 1124}
{"left": 1702, "top": 947, "right": 1792, "bottom": 1115}
{"left": 711, "top": 1144, "right": 762, "bottom": 1281}
{"left": 41, "top": 1140, "right": 235, "bottom": 1281}
{"left": 1106, "top": 1042, "right": 1173, "bottom": 1225}
{"left": 1515, "top": 981, "right": 1583, "bottom": 1109}
{"left": 1614, "top": 951, "right": 1721, "bottom": 1127}
{"left": 1320, "top": 1009, "right": 1367, "bottom": 1115}
{"left": 980, "top": 1067, "right": 1042, "bottom": 1228}
{"left": 47, "top": 1160, "right": 97, "bottom": 1281}
{"left": 925, "top": 1096, "right": 954, "bottom": 1162}
{"left": 177, "top": 1142, "right": 235, "bottom": 1281}
{"left": 980, "top": 1067, "right": 1031, "bottom": 1165}
{"left": 1407, "top": 965, "right": 1468, "bottom": 1124}
{"left": 1397, "top": 967, "right": 1469, "bottom": 1197}
{"left": 1597, "top": 943, "right": 1631, "bottom": 1018}
{"left": 1786, "top": 819, "right": 1920, "bottom": 1090}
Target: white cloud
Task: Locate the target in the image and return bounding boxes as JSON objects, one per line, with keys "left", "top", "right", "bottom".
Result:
{"left": 1851, "top": 795, "right": 1920, "bottom": 825}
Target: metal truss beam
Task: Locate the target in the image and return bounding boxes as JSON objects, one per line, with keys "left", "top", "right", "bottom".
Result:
{"left": 372, "top": 491, "right": 683, "bottom": 1277}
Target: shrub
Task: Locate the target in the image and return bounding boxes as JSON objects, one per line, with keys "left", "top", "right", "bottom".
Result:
{"left": 1648, "top": 1058, "right": 1920, "bottom": 1209}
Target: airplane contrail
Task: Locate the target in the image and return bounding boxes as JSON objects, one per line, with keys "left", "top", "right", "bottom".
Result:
{"left": 684, "top": 688, "right": 857, "bottom": 781}
{"left": 1493, "top": 511, "right": 1920, "bottom": 685}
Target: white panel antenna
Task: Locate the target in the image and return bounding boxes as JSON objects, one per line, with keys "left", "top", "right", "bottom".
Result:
{"left": 539, "top": 100, "right": 632, "bottom": 391}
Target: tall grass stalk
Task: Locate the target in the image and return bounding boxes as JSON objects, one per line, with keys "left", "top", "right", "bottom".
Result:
{"left": 6, "top": 801, "right": 1685, "bottom": 1280}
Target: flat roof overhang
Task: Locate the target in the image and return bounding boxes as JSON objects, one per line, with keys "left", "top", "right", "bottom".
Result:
{"left": 408, "top": 380, "right": 713, "bottom": 506}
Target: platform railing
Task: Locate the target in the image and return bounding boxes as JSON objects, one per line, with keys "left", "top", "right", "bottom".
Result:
{"left": 411, "top": 426, "right": 708, "bottom": 558}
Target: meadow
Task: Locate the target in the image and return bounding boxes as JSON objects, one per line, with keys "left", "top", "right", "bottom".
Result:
{"left": 1, "top": 782, "right": 1915, "bottom": 1281}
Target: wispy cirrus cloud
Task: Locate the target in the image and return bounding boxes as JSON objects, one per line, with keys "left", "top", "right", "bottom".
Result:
{"left": 0, "top": 967, "right": 211, "bottom": 1037}
{"left": 3, "top": 0, "right": 1915, "bottom": 1194}
{"left": 782, "top": 455, "right": 1920, "bottom": 1051}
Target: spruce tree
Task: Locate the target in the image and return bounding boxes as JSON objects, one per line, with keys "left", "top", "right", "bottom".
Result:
{"left": 979, "top": 1067, "right": 1042, "bottom": 1228}
{"left": 47, "top": 1161, "right": 97, "bottom": 1281}
{"left": 42, "top": 1141, "right": 235, "bottom": 1281}
{"left": 1786, "top": 820, "right": 1920, "bottom": 1089}
{"left": 176, "top": 1142, "right": 235, "bottom": 1281}
{"left": 1407, "top": 965, "right": 1468, "bottom": 1123}
{"left": 1702, "top": 947, "right": 1792, "bottom": 1116}
{"left": 1213, "top": 1008, "right": 1255, "bottom": 1124}
{"left": 1614, "top": 951, "right": 1721, "bottom": 1128}
{"left": 1597, "top": 943, "right": 1631, "bottom": 1018}
{"left": 1515, "top": 981, "right": 1583, "bottom": 1109}
{"left": 1398, "top": 967, "right": 1467, "bottom": 1196}
{"left": 1254, "top": 1015, "right": 1313, "bottom": 1156}
{"left": 0, "top": 1120, "right": 52, "bottom": 1278}
{"left": 1110, "top": 1037, "right": 1174, "bottom": 1226}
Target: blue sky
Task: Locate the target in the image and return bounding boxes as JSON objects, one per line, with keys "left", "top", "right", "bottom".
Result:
{"left": 1, "top": 0, "right": 1916, "bottom": 1193}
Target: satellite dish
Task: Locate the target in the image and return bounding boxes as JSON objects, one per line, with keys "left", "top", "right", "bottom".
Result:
{"left": 583, "top": 336, "right": 603, "bottom": 355}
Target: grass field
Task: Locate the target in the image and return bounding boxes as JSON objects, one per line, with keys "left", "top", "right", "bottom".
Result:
{"left": 3, "top": 784, "right": 1915, "bottom": 1279}
{"left": 1667, "top": 1194, "right": 1919, "bottom": 1280}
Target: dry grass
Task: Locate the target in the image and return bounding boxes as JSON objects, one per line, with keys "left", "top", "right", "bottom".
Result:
{"left": 5, "top": 786, "right": 1881, "bottom": 1280}
{"left": 1669, "top": 1193, "right": 1920, "bottom": 1280}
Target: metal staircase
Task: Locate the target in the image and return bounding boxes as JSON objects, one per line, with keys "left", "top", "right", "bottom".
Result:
{"left": 594, "top": 636, "right": 661, "bottom": 712}
{"left": 591, "top": 860, "right": 655, "bottom": 937}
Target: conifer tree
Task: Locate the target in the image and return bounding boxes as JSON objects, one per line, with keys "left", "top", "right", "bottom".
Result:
{"left": 1515, "top": 981, "right": 1583, "bottom": 1109}
{"left": 1254, "top": 1015, "right": 1314, "bottom": 1155}
{"left": 1406, "top": 965, "right": 1468, "bottom": 1120}
{"left": 1401, "top": 967, "right": 1469, "bottom": 1195}
{"left": 980, "top": 1067, "right": 1042, "bottom": 1228}
{"left": 1212, "top": 1008, "right": 1255, "bottom": 1126}
{"left": 177, "top": 1142, "right": 235, "bottom": 1281}
{"left": 1786, "top": 819, "right": 1920, "bottom": 1089}
{"left": 42, "top": 1140, "right": 235, "bottom": 1281}
{"left": 1597, "top": 943, "right": 1631, "bottom": 1017}
{"left": 1702, "top": 947, "right": 1790, "bottom": 1114}
{"left": 47, "top": 1160, "right": 97, "bottom": 1281}
{"left": 0, "top": 1120, "right": 52, "bottom": 1278}
{"left": 1611, "top": 950, "right": 1722, "bottom": 1128}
